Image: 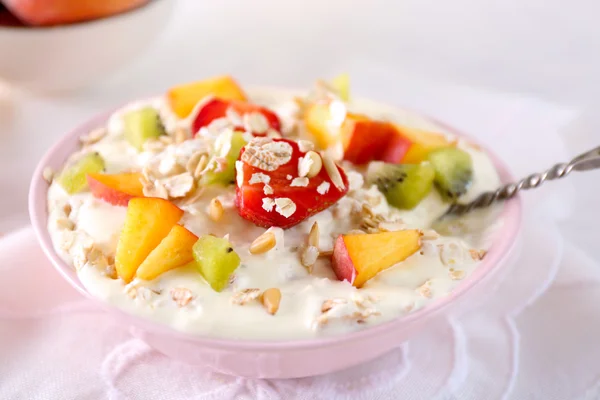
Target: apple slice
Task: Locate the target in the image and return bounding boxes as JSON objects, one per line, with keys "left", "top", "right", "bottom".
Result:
{"left": 332, "top": 230, "right": 421, "bottom": 287}
{"left": 87, "top": 172, "right": 144, "bottom": 206}
{"left": 136, "top": 225, "right": 198, "bottom": 281}
{"left": 167, "top": 75, "right": 247, "bottom": 118}
{"left": 115, "top": 198, "right": 184, "bottom": 283}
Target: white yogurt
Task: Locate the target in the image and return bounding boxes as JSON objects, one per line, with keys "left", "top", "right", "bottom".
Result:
{"left": 46, "top": 90, "right": 503, "bottom": 340}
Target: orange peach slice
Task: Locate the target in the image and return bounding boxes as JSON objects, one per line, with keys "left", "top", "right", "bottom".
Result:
{"left": 87, "top": 172, "right": 144, "bottom": 207}
{"left": 393, "top": 125, "right": 454, "bottom": 164}
{"left": 136, "top": 225, "right": 198, "bottom": 281}
{"left": 167, "top": 75, "right": 247, "bottom": 118}
{"left": 332, "top": 230, "right": 421, "bottom": 287}
{"left": 115, "top": 198, "right": 184, "bottom": 283}
{"left": 303, "top": 102, "right": 341, "bottom": 149}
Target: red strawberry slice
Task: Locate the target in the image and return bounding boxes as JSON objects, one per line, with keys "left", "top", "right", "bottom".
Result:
{"left": 235, "top": 138, "right": 349, "bottom": 229}
{"left": 192, "top": 98, "right": 281, "bottom": 136}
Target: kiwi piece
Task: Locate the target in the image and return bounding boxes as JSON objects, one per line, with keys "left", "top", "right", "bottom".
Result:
{"left": 427, "top": 147, "right": 473, "bottom": 201}
{"left": 192, "top": 235, "right": 241, "bottom": 292}
{"left": 201, "top": 132, "right": 247, "bottom": 186}
{"left": 367, "top": 162, "right": 435, "bottom": 209}
{"left": 123, "top": 107, "right": 165, "bottom": 151}
{"left": 56, "top": 152, "right": 105, "bottom": 194}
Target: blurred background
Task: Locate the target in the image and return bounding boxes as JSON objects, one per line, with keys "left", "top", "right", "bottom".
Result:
{"left": 1, "top": 0, "right": 599, "bottom": 231}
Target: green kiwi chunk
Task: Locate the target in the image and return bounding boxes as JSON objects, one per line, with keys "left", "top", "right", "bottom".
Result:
{"left": 367, "top": 162, "right": 435, "bottom": 209}
{"left": 427, "top": 147, "right": 473, "bottom": 201}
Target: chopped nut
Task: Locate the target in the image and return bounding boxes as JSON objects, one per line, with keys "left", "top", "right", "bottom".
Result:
{"left": 297, "top": 140, "right": 315, "bottom": 153}
{"left": 291, "top": 177, "right": 309, "bottom": 187}
{"left": 301, "top": 246, "right": 319, "bottom": 271}
{"left": 262, "top": 197, "right": 275, "bottom": 212}
{"left": 469, "top": 249, "right": 487, "bottom": 260}
{"left": 319, "top": 249, "right": 333, "bottom": 258}
{"left": 260, "top": 288, "right": 281, "bottom": 315}
{"left": 42, "top": 167, "right": 55, "bottom": 183}
{"left": 174, "top": 127, "right": 188, "bottom": 144}
{"left": 249, "top": 231, "right": 276, "bottom": 255}
{"left": 263, "top": 184, "right": 274, "bottom": 195}
{"left": 161, "top": 172, "right": 195, "bottom": 198}
{"left": 241, "top": 138, "right": 293, "bottom": 171}
{"left": 322, "top": 154, "right": 345, "bottom": 191}
{"left": 231, "top": 288, "right": 261, "bottom": 305}
{"left": 308, "top": 222, "right": 319, "bottom": 248}
{"left": 274, "top": 198, "right": 296, "bottom": 218}
{"left": 171, "top": 287, "right": 194, "bottom": 307}
{"left": 79, "top": 127, "right": 106, "bottom": 146}
{"left": 208, "top": 198, "right": 224, "bottom": 222}
{"left": 449, "top": 270, "right": 465, "bottom": 280}
{"left": 316, "top": 181, "right": 330, "bottom": 195}
{"left": 62, "top": 203, "right": 72, "bottom": 217}
{"left": 249, "top": 172, "right": 271, "bottom": 185}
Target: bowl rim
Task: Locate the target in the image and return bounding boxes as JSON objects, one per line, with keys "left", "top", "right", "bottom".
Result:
{"left": 0, "top": 0, "right": 167, "bottom": 32}
{"left": 29, "top": 86, "right": 522, "bottom": 351}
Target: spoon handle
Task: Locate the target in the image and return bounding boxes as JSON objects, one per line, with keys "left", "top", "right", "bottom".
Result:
{"left": 445, "top": 145, "right": 600, "bottom": 216}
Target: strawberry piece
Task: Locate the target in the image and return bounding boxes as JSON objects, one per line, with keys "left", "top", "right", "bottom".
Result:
{"left": 235, "top": 138, "right": 349, "bottom": 229}
{"left": 192, "top": 98, "right": 281, "bottom": 136}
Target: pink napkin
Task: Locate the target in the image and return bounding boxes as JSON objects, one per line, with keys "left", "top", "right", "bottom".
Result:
{"left": 3, "top": 77, "right": 599, "bottom": 399}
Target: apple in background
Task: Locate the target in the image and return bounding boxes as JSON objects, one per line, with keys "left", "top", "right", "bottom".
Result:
{"left": 2, "top": 0, "right": 150, "bottom": 26}
{"left": 332, "top": 230, "right": 421, "bottom": 288}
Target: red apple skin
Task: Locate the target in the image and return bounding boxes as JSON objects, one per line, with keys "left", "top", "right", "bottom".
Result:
{"left": 87, "top": 173, "right": 142, "bottom": 207}
{"left": 331, "top": 235, "right": 357, "bottom": 284}
{"left": 379, "top": 132, "right": 412, "bottom": 163}
{"left": 3, "top": 0, "right": 150, "bottom": 26}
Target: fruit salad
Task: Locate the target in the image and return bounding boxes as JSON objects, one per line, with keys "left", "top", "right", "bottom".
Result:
{"left": 45, "top": 75, "right": 503, "bottom": 340}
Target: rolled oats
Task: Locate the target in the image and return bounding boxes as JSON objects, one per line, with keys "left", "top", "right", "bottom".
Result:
{"left": 274, "top": 198, "right": 296, "bottom": 218}
{"left": 243, "top": 112, "right": 269, "bottom": 134}
{"left": 79, "top": 127, "right": 106, "bottom": 146}
{"left": 469, "top": 249, "right": 487, "bottom": 260}
{"left": 241, "top": 138, "right": 293, "bottom": 171}
{"left": 449, "top": 269, "right": 465, "bottom": 280}
{"left": 231, "top": 288, "right": 261, "bottom": 305}
{"left": 290, "top": 177, "right": 309, "bottom": 187}
{"left": 249, "top": 172, "right": 271, "bottom": 185}
{"left": 263, "top": 184, "right": 274, "bottom": 195}
{"left": 297, "top": 140, "right": 315, "bottom": 153}
{"left": 316, "top": 181, "right": 330, "bottom": 195}
{"left": 161, "top": 172, "right": 195, "bottom": 198}
{"left": 262, "top": 197, "right": 275, "bottom": 212}
{"left": 171, "top": 287, "right": 194, "bottom": 307}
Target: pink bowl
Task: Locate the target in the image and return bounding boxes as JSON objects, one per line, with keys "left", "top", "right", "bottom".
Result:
{"left": 28, "top": 89, "right": 522, "bottom": 379}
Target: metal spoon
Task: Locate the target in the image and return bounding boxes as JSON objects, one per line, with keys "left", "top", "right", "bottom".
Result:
{"left": 442, "top": 145, "right": 600, "bottom": 217}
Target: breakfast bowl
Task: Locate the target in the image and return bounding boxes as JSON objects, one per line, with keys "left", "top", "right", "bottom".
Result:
{"left": 29, "top": 77, "right": 522, "bottom": 378}
{"left": 0, "top": 0, "right": 174, "bottom": 93}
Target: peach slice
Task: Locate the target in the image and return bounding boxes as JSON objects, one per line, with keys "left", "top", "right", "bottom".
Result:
{"left": 303, "top": 102, "right": 341, "bottom": 149}
{"left": 2, "top": 0, "right": 149, "bottom": 26}
{"left": 136, "top": 225, "right": 198, "bottom": 281}
{"left": 332, "top": 230, "right": 421, "bottom": 287}
{"left": 341, "top": 116, "right": 397, "bottom": 165}
{"left": 167, "top": 75, "right": 247, "bottom": 118}
{"left": 87, "top": 172, "right": 144, "bottom": 206}
{"left": 381, "top": 125, "right": 454, "bottom": 164}
{"left": 115, "top": 198, "right": 184, "bottom": 283}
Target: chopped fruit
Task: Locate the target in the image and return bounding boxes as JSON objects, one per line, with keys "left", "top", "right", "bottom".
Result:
{"left": 123, "top": 107, "right": 165, "bottom": 151}
{"left": 382, "top": 125, "right": 454, "bottom": 164}
{"left": 192, "top": 98, "right": 281, "bottom": 136}
{"left": 341, "top": 116, "right": 397, "bottom": 164}
{"left": 201, "top": 132, "right": 247, "bottom": 185}
{"left": 3, "top": 0, "right": 149, "bottom": 26}
{"left": 87, "top": 172, "right": 144, "bottom": 206}
{"left": 367, "top": 162, "right": 435, "bottom": 209}
{"left": 167, "top": 75, "right": 247, "bottom": 118}
{"left": 56, "top": 152, "right": 105, "bottom": 194}
{"left": 330, "top": 73, "right": 350, "bottom": 102}
{"left": 303, "top": 102, "right": 344, "bottom": 149}
{"left": 115, "top": 198, "right": 184, "bottom": 283}
{"left": 332, "top": 230, "right": 421, "bottom": 287}
{"left": 192, "top": 235, "right": 241, "bottom": 292}
{"left": 136, "top": 225, "right": 198, "bottom": 281}
{"left": 427, "top": 147, "right": 473, "bottom": 201}
{"left": 235, "top": 138, "right": 349, "bottom": 229}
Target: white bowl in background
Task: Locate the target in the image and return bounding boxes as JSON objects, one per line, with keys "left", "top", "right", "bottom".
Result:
{"left": 0, "top": 0, "right": 174, "bottom": 93}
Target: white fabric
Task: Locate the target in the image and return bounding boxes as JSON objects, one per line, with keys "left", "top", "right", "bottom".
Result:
{"left": 3, "top": 73, "right": 600, "bottom": 399}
